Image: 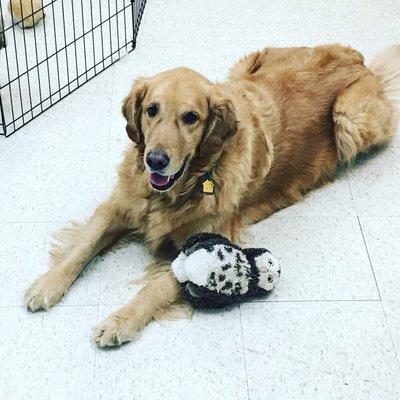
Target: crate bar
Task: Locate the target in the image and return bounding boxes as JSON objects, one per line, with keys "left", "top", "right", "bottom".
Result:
{"left": 4, "top": 41, "right": 135, "bottom": 136}
{"left": 0, "top": 4, "right": 8, "bottom": 135}
{"left": 0, "top": 88, "right": 6, "bottom": 136}
{"left": 1, "top": 5, "right": 131, "bottom": 90}
{"left": 1, "top": 0, "right": 147, "bottom": 137}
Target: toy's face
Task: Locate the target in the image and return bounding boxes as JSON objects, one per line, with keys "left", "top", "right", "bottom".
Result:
{"left": 254, "top": 251, "right": 281, "bottom": 292}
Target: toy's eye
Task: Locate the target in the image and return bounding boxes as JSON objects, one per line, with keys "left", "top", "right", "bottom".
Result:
{"left": 182, "top": 111, "right": 199, "bottom": 125}
{"left": 267, "top": 276, "right": 273, "bottom": 283}
{"left": 147, "top": 104, "right": 159, "bottom": 118}
{"left": 267, "top": 259, "right": 274, "bottom": 267}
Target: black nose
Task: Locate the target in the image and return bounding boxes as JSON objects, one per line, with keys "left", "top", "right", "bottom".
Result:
{"left": 146, "top": 150, "right": 170, "bottom": 171}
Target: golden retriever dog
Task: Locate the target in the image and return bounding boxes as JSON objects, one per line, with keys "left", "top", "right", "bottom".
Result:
{"left": 25, "top": 44, "right": 400, "bottom": 347}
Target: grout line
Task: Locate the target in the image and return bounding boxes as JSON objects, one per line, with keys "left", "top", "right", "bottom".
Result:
{"left": 1, "top": 299, "right": 391, "bottom": 309}
{"left": 345, "top": 170, "right": 358, "bottom": 215}
{"left": 91, "top": 254, "right": 103, "bottom": 400}
{"left": 96, "top": 268, "right": 103, "bottom": 325}
{"left": 0, "top": 304, "right": 99, "bottom": 308}
{"left": 0, "top": 221, "right": 71, "bottom": 224}
{"left": 238, "top": 304, "right": 251, "bottom": 400}
{"left": 0, "top": 149, "right": 109, "bottom": 154}
{"left": 354, "top": 215, "right": 400, "bottom": 219}
{"left": 357, "top": 216, "right": 382, "bottom": 301}
{"left": 3, "top": 215, "right": 400, "bottom": 225}
{"left": 91, "top": 349, "right": 98, "bottom": 400}
{"left": 380, "top": 301, "right": 400, "bottom": 372}
{"left": 2, "top": 299, "right": 390, "bottom": 308}
{"left": 347, "top": 168, "right": 383, "bottom": 301}
{"left": 252, "top": 214, "right": 400, "bottom": 220}
{"left": 245, "top": 298, "right": 383, "bottom": 304}
{"left": 91, "top": 307, "right": 100, "bottom": 400}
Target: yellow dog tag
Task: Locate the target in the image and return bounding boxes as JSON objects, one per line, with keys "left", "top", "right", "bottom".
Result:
{"left": 202, "top": 179, "right": 214, "bottom": 194}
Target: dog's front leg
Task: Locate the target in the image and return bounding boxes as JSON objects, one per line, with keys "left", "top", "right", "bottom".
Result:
{"left": 25, "top": 200, "right": 128, "bottom": 311}
{"left": 94, "top": 264, "right": 181, "bottom": 347}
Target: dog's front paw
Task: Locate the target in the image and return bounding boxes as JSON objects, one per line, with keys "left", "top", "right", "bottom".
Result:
{"left": 93, "top": 310, "right": 139, "bottom": 348}
{"left": 25, "top": 272, "right": 68, "bottom": 311}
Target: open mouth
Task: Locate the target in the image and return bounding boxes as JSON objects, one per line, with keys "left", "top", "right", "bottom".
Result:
{"left": 149, "top": 159, "right": 187, "bottom": 191}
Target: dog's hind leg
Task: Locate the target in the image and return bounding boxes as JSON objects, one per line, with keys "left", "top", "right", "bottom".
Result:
{"left": 25, "top": 199, "right": 128, "bottom": 311}
{"left": 333, "top": 46, "right": 400, "bottom": 162}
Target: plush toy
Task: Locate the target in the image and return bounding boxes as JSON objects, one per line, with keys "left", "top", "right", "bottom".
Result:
{"left": 171, "top": 233, "right": 281, "bottom": 308}
{"left": 9, "top": 0, "right": 45, "bottom": 29}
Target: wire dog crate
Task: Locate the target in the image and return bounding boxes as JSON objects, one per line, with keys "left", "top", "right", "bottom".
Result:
{"left": 0, "top": 0, "right": 146, "bottom": 137}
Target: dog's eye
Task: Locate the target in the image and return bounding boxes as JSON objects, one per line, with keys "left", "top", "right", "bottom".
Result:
{"left": 182, "top": 111, "right": 199, "bottom": 125}
{"left": 147, "top": 104, "right": 159, "bottom": 118}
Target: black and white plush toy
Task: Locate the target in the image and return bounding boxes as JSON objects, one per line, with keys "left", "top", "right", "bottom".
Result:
{"left": 171, "top": 233, "right": 281, "bottom": 308}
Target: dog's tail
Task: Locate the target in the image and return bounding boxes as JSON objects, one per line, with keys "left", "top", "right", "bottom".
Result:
{"left": 369, "top": 45, "right": 400, "bottom": 115}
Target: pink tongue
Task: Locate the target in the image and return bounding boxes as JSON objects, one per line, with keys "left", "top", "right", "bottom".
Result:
{"left": 150, "top": 172, "right": 170, "bottom": 186}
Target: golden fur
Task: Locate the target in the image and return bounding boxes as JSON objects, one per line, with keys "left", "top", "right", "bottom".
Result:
{"left": 25, "top": 44, "right": 400, "bottom": 347}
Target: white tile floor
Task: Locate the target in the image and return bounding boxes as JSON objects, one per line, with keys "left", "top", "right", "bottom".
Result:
{"left": 1, "top": 1, "right": 400, "bottom": 399}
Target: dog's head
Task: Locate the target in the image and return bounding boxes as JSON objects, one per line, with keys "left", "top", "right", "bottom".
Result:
{"left": 122, "top": 68, "right": 237, "bottom": 193}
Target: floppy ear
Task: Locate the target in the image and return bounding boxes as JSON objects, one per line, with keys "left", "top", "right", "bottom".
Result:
{"left": 200, "top": 90, "right": 237, "bottom": 158}
{"left": 122, "top": 77, "right": 148, "bottom": 144}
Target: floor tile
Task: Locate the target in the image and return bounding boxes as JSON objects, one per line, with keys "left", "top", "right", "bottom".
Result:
{"left": 0, "top": 305, "right": 97, "bottom": 400}
{"left": 360, "top": 217, "right": 400, "bottom": 300}
{"left": 277, "top": 175, "right": 356, "bottom": 217}
{"left": 98, "top": 239, "right": 152, "bottom": 305}
{"left": 93, "top": 305, "right": 247, "bottom": 400}
{"left": 2, "top": 1, "right": 400, "bottom": 399}
{"left": 389, "top": 126, "right": 400, "bottom": 148}
{"left": 0, "top": 222, "right": 50, "bottom": 306}
{"left": 2, "top": 92, "right": 112, "bottom": 154}
{"left": 112, "top": 0, "right": 400, "bottom": 95}
{"left": 0, "top": 221, "right": 102, "bottom": 307}
{"left": 241, "top": 301, "right": 400, "bottom": 400}
{"left": 0, "top": 151, "right": 107, "bottom": 222}
{"left": 0, "top": 224, "right": 22, "bottom": 305}
{"left": 246, "top": 215, "right": 378, "bottom": 301}
{"left": 107, "top": 92, "right": 128, "bottom": 155}
{"left": 348, "top": 147, "right": 400, "bottom": 217}
{"left": 382, "top": 301, "right": 400, "bottom": 365}
{"left": 105, "top": 92, "right": 131, "bottom": 193}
